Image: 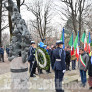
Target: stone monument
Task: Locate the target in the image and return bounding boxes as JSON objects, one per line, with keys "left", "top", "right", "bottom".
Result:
{"left": 4, "top": 0, "right": 31, "bottom": 92}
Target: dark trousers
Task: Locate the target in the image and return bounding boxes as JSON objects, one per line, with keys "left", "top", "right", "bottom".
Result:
{"left": 33, "top": 61, "right": 37, "bottom": 74}
{"left": 66, "top": 62, "right": 70, "bottom": 70}
{"left": 46, "top": 66, "right": 50, "bottom": 73}
{"left": 80, "top": 70, "right": 87, "bottom": 85}
{"left": 55, "top": 70, "right": 64, "bottom": 92}
{"left": 0, "top": 54, "right": 4, "bottom": 62}
{"left": 30, "top": 61, "right": 37, "bottom": 77}
{"left": 72, "top": 60, "right": 76, "bottom": 70}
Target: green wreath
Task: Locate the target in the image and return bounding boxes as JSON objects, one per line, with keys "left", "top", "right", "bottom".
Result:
{"left": 35, "top": 47, "right": 50, "bottom": 70}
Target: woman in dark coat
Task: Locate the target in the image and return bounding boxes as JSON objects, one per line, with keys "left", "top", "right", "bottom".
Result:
{"left": 88, "top": 51, "right": 92, "bottom": 89}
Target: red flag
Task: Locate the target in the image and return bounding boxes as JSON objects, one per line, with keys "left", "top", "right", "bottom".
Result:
{"left": 76, "top": 44, "right": 79, "bottom": 58}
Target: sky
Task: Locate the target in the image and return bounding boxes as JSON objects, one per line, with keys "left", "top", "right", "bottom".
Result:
{"left": 3, "top": 0, "right": 92, "bottom": 35}
{"left": 2, "top": 0, "right": 66, "bottom": 36}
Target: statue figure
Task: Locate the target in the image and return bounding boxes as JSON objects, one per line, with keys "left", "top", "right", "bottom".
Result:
{"left": 4, "top": 0, "right": 31, "bottom": 63}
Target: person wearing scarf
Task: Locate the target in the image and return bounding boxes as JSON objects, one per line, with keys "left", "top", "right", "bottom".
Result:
{"left": 78, "top": 47, "right": 89, "bottom": 87}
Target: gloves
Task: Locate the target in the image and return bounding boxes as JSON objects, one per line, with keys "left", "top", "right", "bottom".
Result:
{"left": 63, "top": 70, "right": 66, "bottom": 73}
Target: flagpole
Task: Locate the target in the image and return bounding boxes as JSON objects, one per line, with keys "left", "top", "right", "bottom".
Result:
{"left": 62, "top": 27, "right": 65, "bottom": 49}
{"left": 78, "top": 31, "right": 80, "bottom": 47}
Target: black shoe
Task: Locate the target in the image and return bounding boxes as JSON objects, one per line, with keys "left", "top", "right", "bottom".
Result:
{"left": 47, "top": 71, "right": 51, "bottom": 74}
{"left": 68, "top": 69, "right": 71, "bottom": 71}
{"left": 30, "top": 75, "right": 36, "bottom": 77}
{"left": 89, "top": 87, "right": 92, "bottom": 89}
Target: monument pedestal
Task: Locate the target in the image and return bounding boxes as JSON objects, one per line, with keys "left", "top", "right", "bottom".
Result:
{"left": 10, "top": 57, "right": 29, "bottom": 92}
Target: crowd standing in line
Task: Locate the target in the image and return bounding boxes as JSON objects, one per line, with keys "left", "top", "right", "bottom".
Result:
{"left": 1, "top": 40, "right": 92, "bottom": 91}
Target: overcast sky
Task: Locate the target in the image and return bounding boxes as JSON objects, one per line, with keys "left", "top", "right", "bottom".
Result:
{"left": 3, "top": 0, "right": 66, "bottom": 35}
{"left": 3, "top": 0, "right": 91, "bottom": 35}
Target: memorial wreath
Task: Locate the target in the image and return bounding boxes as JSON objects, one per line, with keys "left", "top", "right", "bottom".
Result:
{"left": 35, "top": 47, "right": 50, "bottom": 70}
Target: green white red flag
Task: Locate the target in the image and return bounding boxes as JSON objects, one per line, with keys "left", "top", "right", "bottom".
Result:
{"left": 74, "top": 32, "right": 79, "bottom": 59}
{"left": 69, "top": 33, "right": 74, "bottom": 56}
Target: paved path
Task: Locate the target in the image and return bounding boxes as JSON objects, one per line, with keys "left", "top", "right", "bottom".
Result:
{"left": 0, "top": 52, "right": 91, "bottom": 92}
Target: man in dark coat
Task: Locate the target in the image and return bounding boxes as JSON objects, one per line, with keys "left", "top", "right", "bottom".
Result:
{"left": 0, "top": 46, "right": 4, "bottom": 62}
{"left": 51, "top": 45, "right": 56, "bottom": 69}
{"left": 52, "top": 40, "right": 66, "bottom": 92}
{"left": 28, "top": 41, "right": 37, "bottom": 77}
{"left": 65, "top": 47, "right": 71, "bottom": 71}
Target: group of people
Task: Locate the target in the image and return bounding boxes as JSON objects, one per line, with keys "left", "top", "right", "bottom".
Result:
{"left": 28, "top": 40, "right": 65, "bottom": 92}
{"left": 28, "top": 41, "right": 56, "bottom": 77}
{"left": 65, "top": 46, "right": 92, "bottom": 90}
{"left": 28, "top": 40, "right": 92, "bottom": 92}
{"left": 0, "top": 45, "right": 10, "bottom": 63}
{"left": 0, "top": 40, "right": 92, "bottom": 92}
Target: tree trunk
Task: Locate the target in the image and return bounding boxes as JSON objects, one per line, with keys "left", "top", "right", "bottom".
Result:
{"left": 8, "top": 13, "right": 12, "bottom": 40}
{"left": 71, "top": 4, "right": 77, "bottom": 36}
{"left": 79, "top": 2, "right": 82, "bottom": 40}
{"left": 72, "top": 14, "right": 77, "bottom": 36}
{"left": 16, "top": 0, "right": 20, "bottom": 13}
{"left": 0, "top": 0, "right": 2, "bottom": 45}
{"left": 79, "top": 1, "right": 82, "bottom": 46}
{"left": 8, "top": 0, "right": 12, "bottom": 40}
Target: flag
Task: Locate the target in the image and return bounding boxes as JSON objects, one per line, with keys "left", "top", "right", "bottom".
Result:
{"left": 81, "top": 32, "right": 86, "bottom": 43}
{"left": 74, "top": 32, "right": 79, "bottom": 58}
{"left": 69, "top": 33, "right": 74, "bottom": 56}
{"left": 84, "top": 34, "right": 87, "bottom": 51}
{"left": 61, "top": 28, "right": 65, "bottom": 49}
{"left": 87, "top": 32, "right": 91, "bottom": 53}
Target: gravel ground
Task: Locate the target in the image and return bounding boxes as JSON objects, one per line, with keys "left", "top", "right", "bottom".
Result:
{"left": 0, "top": 52, "right": 10, "bottom": 74}
{"left": 0, "top": 52, "right": 92, "bottom": 92}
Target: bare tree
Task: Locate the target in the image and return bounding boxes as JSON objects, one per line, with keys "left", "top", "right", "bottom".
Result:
{"left": 0, "top": 0, "right": 9, "bottom": 45}
{"left": 82, "top": 1, "right": 92, "bottom": 31}
{"left": 2, "top": 33, "right": 10, "bottom": 47}
{"left": 0, "top": 0, "right": 3, "bottom": 45}
{"left": 57, "top": 0, "right": 78, "bottom": 35}
{"left": 28, "top": 0, "right": 53, "bottom": 43}
{"left": 59, "top": 0, "right": 92, "bottom": 37}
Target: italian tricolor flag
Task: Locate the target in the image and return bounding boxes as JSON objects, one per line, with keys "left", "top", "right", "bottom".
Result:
{"left": 81, "top": 31, "right": 87, "bottom": 51}
{"left": 74, "top": 32, "right": 79, "bottom": 59}
{"left": 69, "top": 33, "right": 74, "bottom": 56}
{"left": 84, "top": 35, "right": 87, "bottom": 51}
{"left": 87, "top": 32, "right": 91, "bottom": 54}
{"left": 80, "top": 55, "right": 86, "bottom": 67}
{"left": 76, "top": 44, "right": 79, "bottom": 58}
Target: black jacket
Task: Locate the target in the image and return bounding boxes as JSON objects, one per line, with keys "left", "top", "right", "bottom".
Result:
{"left": 88, "top": 56, "right": 92, "bottom": 76}
{"left": 28, "top": 46, "right": 35, "bottom": 62}
{"left": 65, "top": 50, "right": 71, "bottom": 63}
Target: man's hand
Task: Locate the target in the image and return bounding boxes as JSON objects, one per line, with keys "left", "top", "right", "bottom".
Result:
{"left": 63, "top": 70, "right": 66, "bottom": 73}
